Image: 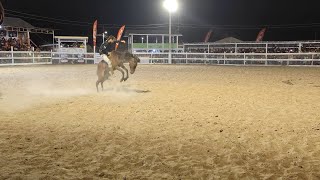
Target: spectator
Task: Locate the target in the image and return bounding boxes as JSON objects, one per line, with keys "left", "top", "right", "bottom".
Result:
{"left": 0, "top": 37, "right": 29, "bottom": 51}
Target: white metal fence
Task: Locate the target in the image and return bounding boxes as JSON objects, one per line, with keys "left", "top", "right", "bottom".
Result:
{"left": 1, "top": 50, "right": 320, "bottom": 66}
{"left": 0, "top": 51, "right": 99, "bottom": 66}
{"left": 135, "top": 52, "right": 320, "bottom": 66}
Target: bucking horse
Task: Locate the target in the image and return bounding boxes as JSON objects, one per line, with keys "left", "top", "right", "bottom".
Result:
{"left": 96, "top": 50, "right": 140, "bottom": 92}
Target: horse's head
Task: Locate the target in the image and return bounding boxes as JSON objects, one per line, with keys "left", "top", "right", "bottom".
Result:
{"left": 128, "top": 55, "right": 140, "bottom": 74}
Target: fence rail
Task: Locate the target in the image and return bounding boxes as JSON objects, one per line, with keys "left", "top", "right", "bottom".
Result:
{"left": 1, "top": 51, "right": 320, "bottom": 66}
{"left": 0, "top": 51, "right": 101, "bottom": 66}
{"left": 134, "top": 52, "right": 320, "bottom": 66}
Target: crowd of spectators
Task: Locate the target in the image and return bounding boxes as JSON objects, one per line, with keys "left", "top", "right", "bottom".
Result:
{"left": 0, "top": 37, "right": 30, "bottom": 51}
{"left": 60, "top": 42, "right": 85, "bottom": 48}
{"left": 301, "top": 43, "right": 320, "bottom": 53}
{"left": 186, "top": 44, "right": 320, "bottom": 54}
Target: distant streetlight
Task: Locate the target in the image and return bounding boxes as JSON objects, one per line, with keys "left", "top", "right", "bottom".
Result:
{"left": 142, "top": 37, "right": 144, "bottom": 44}
{"left": 163, "top": 0, "right": 178, "bottom": 64}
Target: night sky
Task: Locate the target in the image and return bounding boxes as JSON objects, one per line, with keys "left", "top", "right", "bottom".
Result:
{"left": 2, "top": 0, "right": 320, "bottom": 44}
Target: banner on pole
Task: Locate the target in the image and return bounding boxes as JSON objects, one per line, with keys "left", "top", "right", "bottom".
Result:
{"left": 116, "top": 25, "right": 125, "bottom": 50}
{"left": 93, "top": 20, "right": 98, "bottom": 47}
{"left": 204, "top": 29, "right": 213, "bottom": 43}
{"left": 256, "top": 28, "right": 267, "bottom": 42}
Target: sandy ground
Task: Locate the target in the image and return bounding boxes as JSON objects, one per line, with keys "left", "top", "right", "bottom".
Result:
{"left": 0, "top": 64, "right": 320, "bottom": 179}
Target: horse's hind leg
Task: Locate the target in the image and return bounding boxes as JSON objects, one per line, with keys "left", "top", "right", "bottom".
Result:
{"left": 101, "top": 80, "right": 106, "bottom": 91}
{"left": 96, "top": 80, "right": 100, "bottom": 92}
{"left": 96, "top": 80, "right": 106, "bottom": 92}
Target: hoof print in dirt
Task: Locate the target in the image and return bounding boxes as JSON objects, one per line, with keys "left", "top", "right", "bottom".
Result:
{"left": 282, "top": 80, "right": 294, "bottom": 85}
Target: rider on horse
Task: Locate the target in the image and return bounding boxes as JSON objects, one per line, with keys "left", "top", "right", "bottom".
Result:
{"left": 99, "top": 35, "right": 124, "bottom": 75}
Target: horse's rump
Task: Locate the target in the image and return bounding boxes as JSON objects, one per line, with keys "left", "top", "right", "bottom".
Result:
{"left": 97, "top": 60, "right": 108, "bottom": 76}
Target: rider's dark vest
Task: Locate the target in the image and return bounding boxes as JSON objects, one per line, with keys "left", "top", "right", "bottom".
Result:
{"left": 99, "top": 41, "right": 117, "bottom": 55}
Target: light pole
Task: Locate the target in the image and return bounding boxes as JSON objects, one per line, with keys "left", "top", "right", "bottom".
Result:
{"left": 102, "top": 31, "right": 108, "bottom": 42}
{"left": 142, "top": 37, "right": 144, "bottom": 44}
{"left": 163, "top": 0, "right": 178, "bottom": 64}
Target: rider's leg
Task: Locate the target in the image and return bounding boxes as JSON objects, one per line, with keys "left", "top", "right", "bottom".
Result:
{"left": 103, "top": 54, "right": 114, "bottom": 75}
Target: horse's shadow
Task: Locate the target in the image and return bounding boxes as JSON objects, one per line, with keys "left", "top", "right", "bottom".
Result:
{"left": 102, "top": 86, "right": 151, "bottom": 94}
{"left": 132, "top": 89, "right": 151, "bottom": 93}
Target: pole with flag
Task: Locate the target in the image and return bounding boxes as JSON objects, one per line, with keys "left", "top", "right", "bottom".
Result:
{"left": 256, "top": 28, "right": 267, "bottom": 42}
{"left": 204, "top": 29, "right": 213, "bottom": 43}
{"left": 93, "top": 20, "right": 98, "bottom": 63}
{"left": 116, "top": 25, "right": 125, "bottom": 50}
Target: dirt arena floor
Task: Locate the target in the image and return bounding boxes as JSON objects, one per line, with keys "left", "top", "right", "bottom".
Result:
{"left": 0, "top": 64, "right": 320, "bottom": 179}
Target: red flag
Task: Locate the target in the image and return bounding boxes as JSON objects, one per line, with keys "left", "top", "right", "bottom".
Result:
{"left": 115, "top": 25, "right": 125, "bottom": 50}
{"left": 0, "top": 1, "right": 4, "bottom": 25}
{"left": 93, "top": 20, "right": 98, "bottom": 47}
{"left": 204, "top": 29, "right": 213, "bottom": 43}
{"left": 256, "top": 28, "right": 266, "bottom": 42}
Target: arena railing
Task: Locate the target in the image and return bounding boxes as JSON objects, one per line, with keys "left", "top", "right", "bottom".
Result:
{"left": 134, "top": 52, "right": 320, "bottom": 66}
{"left": 0, "top": 51, "right": 52, "bottom": 66}
{"left": 0, "top": 51, "right": 98, "bottom": 66}
{"left": 1, "top": 50, "right": 320, "bottom": 66}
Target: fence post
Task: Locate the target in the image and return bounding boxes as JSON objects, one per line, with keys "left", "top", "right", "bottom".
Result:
{"left": 51, "top": 50, "right": 53, "bottom": 64}
{"left": 265, "top": 53, "right": 268, "bottom": 66}
{"left": 11, "top": 46, "right": 14, "bottom": 64}
{"left": 94, "top": 46, "right": 96, "bottom": 64}
{"left": 223, "top": 52, "right": 226, "bottom": 64}
{"left": 186, "top": 53, "right": 188, "bottom": 64}
{"left": 32, "top": 51, "right": 35, "bottom": 64}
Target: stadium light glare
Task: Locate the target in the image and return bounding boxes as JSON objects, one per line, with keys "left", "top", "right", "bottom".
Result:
{"left": 163, "top": 0, "right": 178, "bottom": 64}
{"left": 163, "top": 0, "right": 178, "bottom": 13}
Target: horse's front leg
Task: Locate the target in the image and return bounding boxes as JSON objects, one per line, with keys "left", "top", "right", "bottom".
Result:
{"left": 115, "top": 67, "right": 125, "bottom": 82}
{"left": 120, "top": 64, "right": 129, "bottom": 81}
